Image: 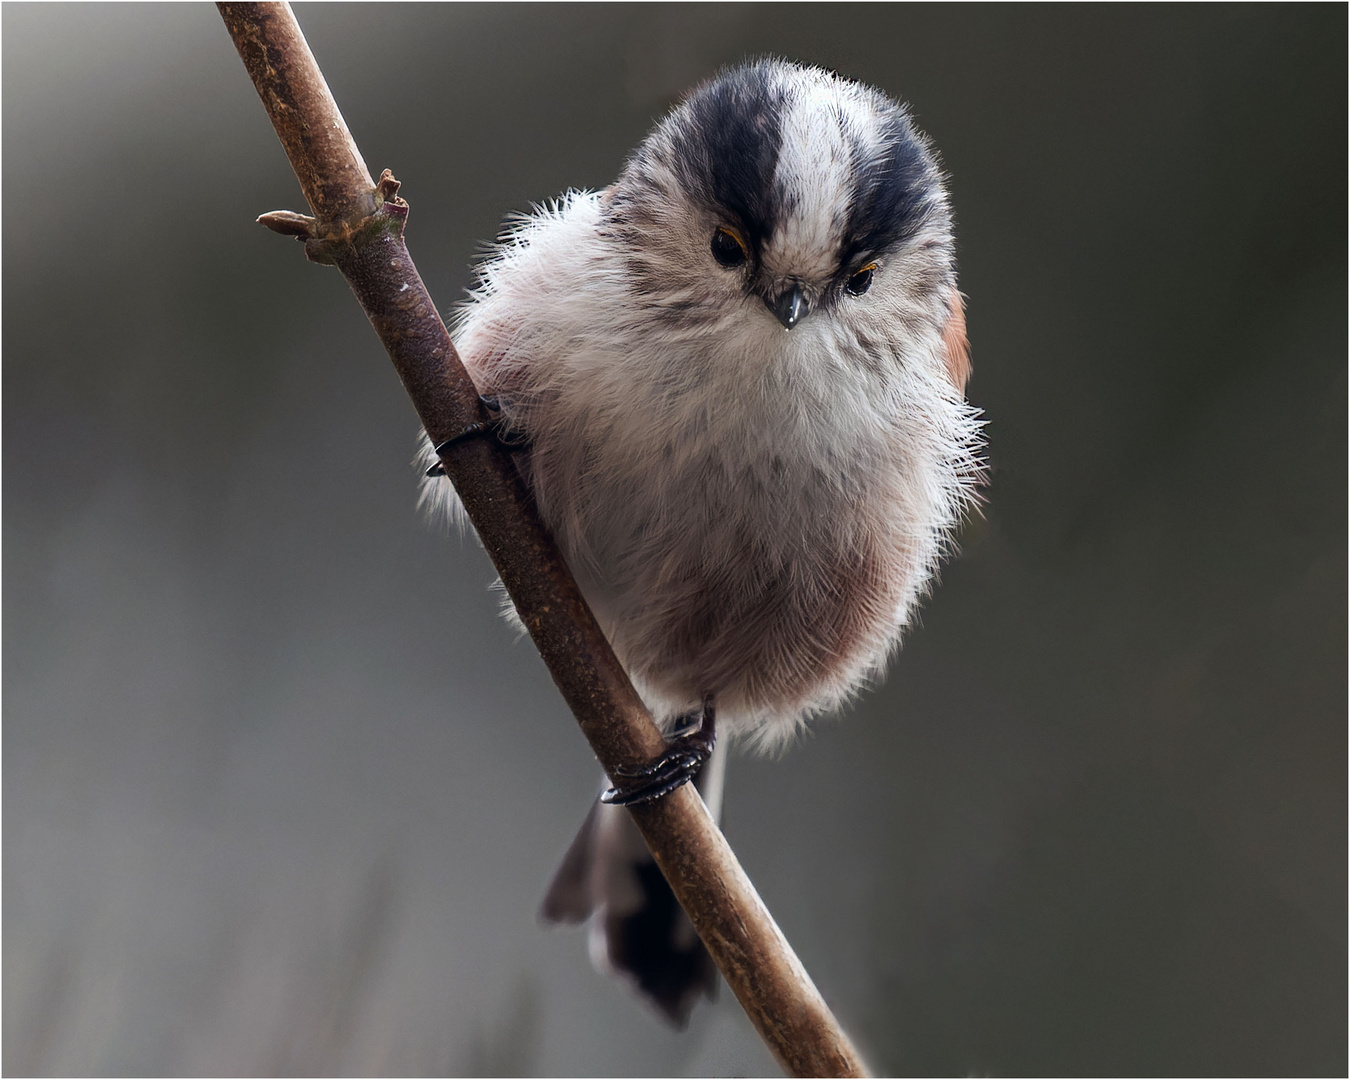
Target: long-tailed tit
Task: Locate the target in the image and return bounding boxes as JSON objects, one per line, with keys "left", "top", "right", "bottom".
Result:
{"left": 420, "top": 59, "right": 984, "bottom": 1025}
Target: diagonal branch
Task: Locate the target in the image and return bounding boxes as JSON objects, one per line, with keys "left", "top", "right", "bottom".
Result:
{"left": 217, "top": 4, "right": 867, "bottom": 1075}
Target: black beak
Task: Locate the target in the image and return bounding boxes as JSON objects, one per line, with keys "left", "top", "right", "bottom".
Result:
{"left": 767, "top": 283, "right": 809, "bottom": 329}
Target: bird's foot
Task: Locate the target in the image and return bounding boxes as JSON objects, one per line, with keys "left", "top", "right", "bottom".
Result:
{"left": 425, "top": 396, "right": 530, "bottom": 476}
{"left": 602, "top": 694, "right": 717, "bottom": 806}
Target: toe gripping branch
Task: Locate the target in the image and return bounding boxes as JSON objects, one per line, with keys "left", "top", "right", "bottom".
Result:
{"left": 425, "top": 396, "right": 530, "bottom": 477}
{"left": 601, "top": 694, "right": 717, "bottom": 807}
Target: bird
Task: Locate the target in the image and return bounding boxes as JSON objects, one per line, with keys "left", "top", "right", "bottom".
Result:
{"left": 419, "top": 58, "right": 984, "bottom": 1026}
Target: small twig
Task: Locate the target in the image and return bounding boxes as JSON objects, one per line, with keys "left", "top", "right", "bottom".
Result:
{"left": 217, "top": 4, "right": 867, "bottom": 1075}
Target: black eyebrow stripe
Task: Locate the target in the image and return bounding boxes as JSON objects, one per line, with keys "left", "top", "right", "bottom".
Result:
{"left": 665, "top": 61, "right": 787, "bottom": 251}
{"left": 841, "top": 101, "right": 944, "bottom": 265}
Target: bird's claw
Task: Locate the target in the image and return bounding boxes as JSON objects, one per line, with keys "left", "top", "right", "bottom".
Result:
{"left": 601, "top": 695, "right": 716, "bottom": 806}
{"left": 425, "top": 396, "right": 531, "bottom": 476}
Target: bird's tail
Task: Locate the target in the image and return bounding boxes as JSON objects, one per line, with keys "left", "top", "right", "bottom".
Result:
{"left": 540, "top": 741, "right": 727, "bottom": 1027}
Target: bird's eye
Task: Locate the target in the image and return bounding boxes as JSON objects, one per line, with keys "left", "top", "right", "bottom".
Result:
{"left": 711, "top": 228, "right": 748, "bottom": 268}
{"left": 846, "top": 264, "right": 877, "bottom": 296}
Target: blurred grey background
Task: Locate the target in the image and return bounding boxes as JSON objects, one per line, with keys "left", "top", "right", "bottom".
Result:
{"left": 4, "top": 4, "right": 1345, "bottom": 1076}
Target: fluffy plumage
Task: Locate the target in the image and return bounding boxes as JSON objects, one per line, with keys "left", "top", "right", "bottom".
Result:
{"left": 422, "top": 60, "right": 983, "bottom": 750}
{"left": 419, "top": 59, "right": 983, "bottom": 1024}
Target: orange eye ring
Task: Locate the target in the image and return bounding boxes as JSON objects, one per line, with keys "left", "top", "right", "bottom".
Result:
{"left": 846, "top": 262, "right": 877, "bottom": 296}
{"left": 711, "top": 227, "right": 749, "bottom": 268}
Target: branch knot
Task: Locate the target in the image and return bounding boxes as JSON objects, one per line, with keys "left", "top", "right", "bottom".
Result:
{"left": 256, "top": 170, "right": 408, "bottom": 265}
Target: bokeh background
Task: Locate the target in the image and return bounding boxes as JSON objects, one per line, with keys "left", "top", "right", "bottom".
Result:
{"left": 5, "top": 4, "right": 1345, "bottom": 1076}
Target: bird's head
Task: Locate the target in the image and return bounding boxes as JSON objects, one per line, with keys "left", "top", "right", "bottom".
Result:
{"left": 606, "top": 60, "right": 955, "bottom": 347}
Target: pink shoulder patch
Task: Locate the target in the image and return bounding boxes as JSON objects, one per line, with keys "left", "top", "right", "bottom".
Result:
{"left": 941, "top": 291, "right": 971, "bottom": 393}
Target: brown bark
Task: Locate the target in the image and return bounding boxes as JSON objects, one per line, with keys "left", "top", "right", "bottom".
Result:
{"left": 217, "top": 4, "right": 867, "bottom": 1075}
